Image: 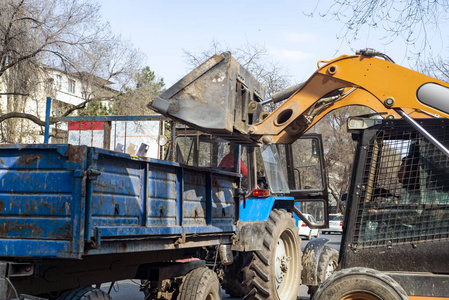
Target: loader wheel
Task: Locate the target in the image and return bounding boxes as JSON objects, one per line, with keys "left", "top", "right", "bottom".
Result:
{"left": 243, "top": 209, "right": 301, "bottom": 300}
{"left": 57, "top": 287, "right": 111, "bottom": 300}
{"left": 222, "top": 252, "right": 251, "bottom": 298}
{"left": 178, "top": 267, "right": 221, "bottom": 300}
{"left": 308, "top": 245, "right": 339, "bottom": 296}
{"left": 312, "top": 267, "right": 408, "bottom": 300}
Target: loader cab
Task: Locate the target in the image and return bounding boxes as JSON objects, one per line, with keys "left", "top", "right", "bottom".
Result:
{"left": 339, "top": 117, "right": 449, "bottom": 297}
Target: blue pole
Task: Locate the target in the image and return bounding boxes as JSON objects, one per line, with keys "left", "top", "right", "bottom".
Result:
{"left": 44, "top": 97, "right": 51, "bottom": 144}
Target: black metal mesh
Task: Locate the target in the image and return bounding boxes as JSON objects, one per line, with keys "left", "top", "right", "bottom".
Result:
{"left": 353, "top": 119, "right": 449, "bottom": 248}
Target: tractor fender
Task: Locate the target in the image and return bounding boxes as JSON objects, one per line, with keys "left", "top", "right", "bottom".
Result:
{"left": 233, "top": 196, "right": 295, "bottom": 252}
{"left": 239, "top": 196, "right": 295, "bottom": 222}
{"left": 301, "top": 237, "right": 330, "bottom": 286}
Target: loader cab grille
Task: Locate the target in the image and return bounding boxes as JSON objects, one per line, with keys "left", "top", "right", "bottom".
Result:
{"left": 352, "top": 119, "right": 449, "bottom": 248}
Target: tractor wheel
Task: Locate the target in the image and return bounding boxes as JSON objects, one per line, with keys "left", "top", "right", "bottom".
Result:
{"left": 313, "top": 267, "right": 408, "bottom": 300}
{"left": 57, "top": 287, "right": 111, "bottom": 300}
{"left": 243, "top": 209, "right": 301, "bottom": 300}
{"left": 178, "top": 267, "right": 221, "bottom": 300}
{"left": 308, "top": 246, "right": 339, "bottom": 296}
{"left": 222, "top": 252, "right": 252, "bottom": 298}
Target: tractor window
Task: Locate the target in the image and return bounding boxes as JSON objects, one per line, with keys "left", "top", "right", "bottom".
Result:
{"left": 295, "top": 200, "right": 326, "bottom": 226}
{"left": 290, "top": 137, "right": 324, "bottom": 190}
{"left": 217, "top": 143, "right": 248, "bottom": 177}
{"left": 175, "top": 136, "right": 194, "bottom": 165}
{"left": 174, "top": 129, "right": 223, "bottom": 168}
{"left": 174, "top": 128, "right": 255, "bottom": 193}
{"left": 175, "top": 135, "right": 214, "bottom": 167}
{"left": 260, "top": 144, "right": 290, "bottom": 194}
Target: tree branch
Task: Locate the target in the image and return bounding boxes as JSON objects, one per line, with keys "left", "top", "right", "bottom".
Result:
{"left": 0, "top": 112, "right": 48, "bottom": 126}
{"left": 0, "top": 92, "right": 30, "bottom": 97}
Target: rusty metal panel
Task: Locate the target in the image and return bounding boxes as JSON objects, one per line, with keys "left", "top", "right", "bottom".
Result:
{"left": 146, "top": 164, "right": 178, "bottom": 226}
{"left": 0, "top": 145, "right": 87, "bottom": 258}
{"left": 85, "top": 148, "right": 238, "bottom": 242}
{"left": 211, "top": 174, "right": 236, "bottom": 226}
{"left": 183, "top": 171, "right": 207, "bottom": 226}
{"left": 89, "top": 152, "right": 145, "bottom": 230}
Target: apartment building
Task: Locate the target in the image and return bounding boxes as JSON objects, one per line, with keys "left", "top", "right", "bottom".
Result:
{"left": 0, "top": 67, "right": 115, "bottom": 144}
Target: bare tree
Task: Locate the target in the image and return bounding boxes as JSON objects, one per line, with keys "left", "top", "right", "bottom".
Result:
{"left": 312, "top": 106, "right": 373, "bottom": 213}
{"left": 418, "top": 56, "right": 449, "bottom": 83}
{"left": 309, "top": 0, "right": 449, "bottom": 58}
{"left": 0, "top": 0, "right": 143, "bottom": 142}
{"left": 111, "top": 66, "right": 166, "bottom": 116}
{"left": 184, "top": 39, "right": 292, "bottom": 98}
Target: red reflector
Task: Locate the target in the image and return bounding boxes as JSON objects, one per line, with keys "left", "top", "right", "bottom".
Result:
{"left": 252, "top": 189, "right": 269, "bottom": 197}
{"left": 301, "top": 223, "right": 307, "bottom": 227}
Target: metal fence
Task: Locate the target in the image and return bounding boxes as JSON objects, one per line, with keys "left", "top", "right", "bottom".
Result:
{"left": 49, "top": 115, "right": 168, "bottom": 160}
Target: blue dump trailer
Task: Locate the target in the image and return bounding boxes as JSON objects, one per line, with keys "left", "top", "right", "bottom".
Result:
{"left": 0, "top": 52, "right": 333, "bottom": 300}
{"left": 0, "top": 144, "right": 239, "bottom": 299}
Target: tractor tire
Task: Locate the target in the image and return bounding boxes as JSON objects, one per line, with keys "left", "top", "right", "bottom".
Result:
{"left": 57, "top": 287, "right": 111, "bottom": 300}
{"left": 178, "top": 267, "right": 221, "bottom": 300}
{"left": 222, "top": 252, "right": 252, "bottom": 298}
{"left": 308, "top": 246, "right": 339, "bottom": 296}
{"left": 243, "top": 209, "right": 301, "bottom": 300}
{"left": 312, "top": 267, "right": 409, "bottom": 300}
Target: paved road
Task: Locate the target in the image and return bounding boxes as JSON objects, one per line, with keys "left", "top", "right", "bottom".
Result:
{"left": 101, "top": 234, "right": 342, "bottom": 299}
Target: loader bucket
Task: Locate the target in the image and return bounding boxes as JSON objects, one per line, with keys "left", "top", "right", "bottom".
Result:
{"left": 148, "top": 52, "right": 265, "bottom": 145}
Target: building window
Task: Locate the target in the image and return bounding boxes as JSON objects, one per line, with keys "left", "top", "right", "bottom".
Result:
{"left": 55, "top": 74, "right": 62, "bottom": 90}
{"left": 68, "top": 79, "right": 76, "bottom": 94}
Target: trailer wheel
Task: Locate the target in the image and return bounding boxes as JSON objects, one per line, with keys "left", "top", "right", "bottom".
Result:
{"left": 243, "top": 209, "right": 301, "bottom": 300}
{"left": 308, "top": 245, "right": 339, "bottom": 296}
{"left": 178, "top": 267, "right": 221, "bottom": 300}
{"left": 57, "top": 287, "right": 111, "bottom": 300}
{"left": 222, "top": 252, "right": 251, "bottom": 298}
{"left": 312, "top": 267, "right": 408, "bottom": 300}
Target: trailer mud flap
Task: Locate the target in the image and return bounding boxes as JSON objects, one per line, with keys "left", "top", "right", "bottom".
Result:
{"left": 232, "top": 221, "right": 265, "bottom": 251}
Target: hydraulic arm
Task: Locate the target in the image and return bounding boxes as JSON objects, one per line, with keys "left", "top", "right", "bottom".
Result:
{"left": 149, "top": 50, "right": 449, "bottom": 146}
{"left": 250, "top": 49, "right": 449, "bottom": 144}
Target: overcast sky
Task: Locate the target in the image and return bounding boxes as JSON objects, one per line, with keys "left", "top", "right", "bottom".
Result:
{"left": 100, "top": 0, "right": 427, "bottom": 89}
